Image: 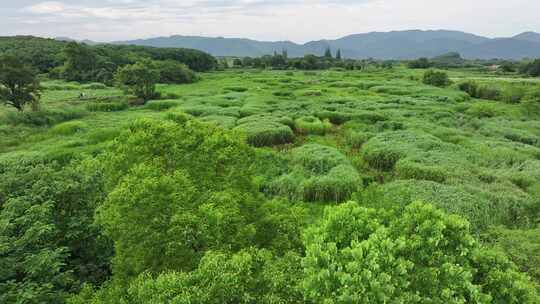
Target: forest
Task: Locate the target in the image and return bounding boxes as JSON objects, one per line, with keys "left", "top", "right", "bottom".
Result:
{"left": 1, "top": 36, "right": 540, "bottom": 303}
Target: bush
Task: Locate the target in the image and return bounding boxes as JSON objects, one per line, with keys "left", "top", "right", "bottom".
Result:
{"left": 458, "top": 80, "right": 479, "bottom": 97}
{"left": 224, "top": 86, "right": 249, "bottom": 92}
{"left": 502, "top": 86, "right": 526, "bottom": 104}
{"left": 294, "top": 116, "right": 332, "bottom": 135}
{"left": 466, "top": 102, "right": 500, "bottom": 118}
{"left": 86, "top": 101, "right": 129, "bottom": 112}
{"left": 362, "top": 131, "right": 442, "bottom": 171}
{"left": 272, "top": 91, "right": 294, "bottom": 97}
{"left": 145, "top": 99, "right": 182, "bottom": 111}
{"left": 408, "top": 57, "right": 431, "bottom": 69}
{"left": 234, "top": 121, "right": 295, "bottom": 147}
{"left": 269, "top": 144, "right": 361, "bottom": 202}
{"left": 49, "top": 120, "right": 87, "bottom": 136}
{"left": 3, "top": 108, "right": 87, "bottom": 126}
{"left": 155, "top": 60, "right": 198, "bottom": 84}
{"left": 81, "top": 83, "right": 107, "bottom": 90}
{"left": 476, "top": 85, "right": 502, "bottom": 100}
{"left": 302, "top": 201, "right": 539, "bottom": 303}
{"left": 345, "top": 130, "right": 372, "bottom": 149}
{"left": 422, "top": 70, "right": 450, "bottom": 87}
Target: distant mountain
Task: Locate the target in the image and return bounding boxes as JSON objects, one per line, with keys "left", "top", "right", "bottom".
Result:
{"left": 112, "top": 30, "right": 540, "bottom": 59}
{"left": 55, "top": 37, "right": 100, "bottom": 45}
{"left": 513, "top": 31, "right": 540, "bottom": 43}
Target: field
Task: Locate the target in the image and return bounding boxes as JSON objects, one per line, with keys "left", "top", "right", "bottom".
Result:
{"left": 3, "top": 67, "right": 540, "bottom": 231}
{"left": 2, "top": 66, "right": 540, "bottom": 302}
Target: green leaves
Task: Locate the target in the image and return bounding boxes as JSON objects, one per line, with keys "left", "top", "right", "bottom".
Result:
{"left": 301, "top": 201, "right": 539, "bottom": 303}
{"left": 0, "top": 55, "right": 41, "bottom": 111}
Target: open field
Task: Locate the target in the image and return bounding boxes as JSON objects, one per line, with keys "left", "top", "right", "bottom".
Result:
{"left": 2, "top": 68, "right": 540, "bottom": 228}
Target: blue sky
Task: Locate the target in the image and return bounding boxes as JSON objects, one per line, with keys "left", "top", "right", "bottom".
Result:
{"left": 1, "top": 0, "right": 539, "bottom": 42}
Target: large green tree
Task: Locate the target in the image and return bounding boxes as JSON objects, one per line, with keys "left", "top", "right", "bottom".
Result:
{"left": 114, "top": 60, "right": 160, "bottom": 102}
{"left": 302, "top": 201, "right": 539, "bottom": 303}
{"left": 0, "top": 55, "right": 41, "bottom": 111}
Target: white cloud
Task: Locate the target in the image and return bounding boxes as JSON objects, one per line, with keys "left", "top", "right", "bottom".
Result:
{"left": 3, "top": 0, "right": 539, "bottom": 42}
{"left": 26, "top": 1, "right": 65, "bottom": 14}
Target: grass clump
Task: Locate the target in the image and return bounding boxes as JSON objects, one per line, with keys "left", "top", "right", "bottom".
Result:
{"left": 86, "top": 101, "right": 129, "bottom": 112}
{"left": 423, "top": 70, "right": 450, "bottom": 87}
{"left": 145, "top": 99, "right": 182, "bottom": 111}
{"left": 269, "top": 144, "right": 361, "bottom": 202}
{"left": 3, "top": 108, "right": 88, "bottom": 126}
{"left": 362, "top": 130, "right": 443, "bottom": 171}
{"left": 234, "top": 121, "right": 294, "bottom": 147}
{"left": 294, "top": 116, "right": 332, "bottom": 135}
{"left": 49, "top": 120, "right": 88, "bottom": 136}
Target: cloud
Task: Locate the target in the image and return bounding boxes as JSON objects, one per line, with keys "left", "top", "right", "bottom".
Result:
{"left": 1, "top": 0, "right": 539, "bottom": 42}
{"left": 26, "top": 1, "right": 65, "bottom": 14}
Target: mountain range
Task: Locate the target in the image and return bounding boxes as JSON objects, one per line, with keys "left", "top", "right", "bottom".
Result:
{"left": 64, "top": 30, "right": 540, "bottom": 60}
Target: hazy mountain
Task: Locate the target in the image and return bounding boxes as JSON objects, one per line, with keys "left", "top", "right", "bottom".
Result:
{"left": 512, "top": 31, "right": 540, "bottom": 43}
{"left": 111, "top": 30, "right": 540, "bottom": 59}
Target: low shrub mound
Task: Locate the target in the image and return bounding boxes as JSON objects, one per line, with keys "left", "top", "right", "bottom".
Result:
{"left": 234, "top": 120, "right": 294, "bottom": 147}
{"left": 362, "top": 130, "right": 443, "bottom": 170}
{"left": 49, "top": 120, "right": 88, "bottom": 136}
{"left": 86, "top": 101, "right": 129, "bottom": 112}
{"left": 199, "top": 115, "right": 237, "bottom": 129}
{"left": 294, "top": 116, "right": 332, "bottom": 135}
{"left": 145, "top": 99, "right": 183, "bottom": 111}
{"left": 422, "top": 70, "right": 450, "bottom": 87}
{"left": 2, "top": 108, "right": 88, "bottom": 126}
{"left": 269, "top": 144, "right": 362, "bottom": 202}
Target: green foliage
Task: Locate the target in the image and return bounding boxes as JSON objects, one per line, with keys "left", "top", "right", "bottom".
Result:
{"left": 294, "top": 116, "right": 332, "bottom": 135}
{"left": 86, "top": 101, "right": 129, "bottom": 112}
{"left": 155, "top": 60, "right": 198, "bottom": 84}
{"left": 458, "top": 80, "right": 479, "bottom": 97}
{"left": 482, "top": 227, "right": 540, "bottom": 285}
{"left": 49, "top": 120, "right": 88, "bottom": 136}
{"left": 145, "top": 99, "right": 182, "bottom": 111}
{"left": 408, "top": 57, "right": 431, "bottom": 69}
{"left": 0, "top": 160, "right": 111, "bottom": 303}
{"left": 270, "top": 144, "right": 362, "bottom": 202}
{"left": 0, "top": 55, "right": 41, "bottom": 111}
{"left": 302, "top": 201, "right": 539, "bottom": 303}
{"left": 234, "top": 119, "right": 295, "bottom": 147}
{"left": 423, "top": 69, "right": 451, "bottom": 87}
{"left": 115, "top": 60, "right": 160, "bottom": 101}
{"left": 97, "top": 118, "right": 263, "bottom": 280}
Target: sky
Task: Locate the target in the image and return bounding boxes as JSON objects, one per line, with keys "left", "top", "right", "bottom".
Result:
{"left": 1, "top": 0, "right": 539, "bottom": 43}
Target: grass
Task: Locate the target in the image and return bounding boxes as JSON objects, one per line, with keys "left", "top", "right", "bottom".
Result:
{"left": 2, "top": 67, "right": 539, "bottom": 231}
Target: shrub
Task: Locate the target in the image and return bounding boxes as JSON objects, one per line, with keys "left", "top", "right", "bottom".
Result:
{"left": 272, "top": 91, "right": 294, "bottom": 97}
{"left": 49, "top": 120, "right": 87, "bottom": 136}
{"left": 294, "top": 116, "right": 332, "bottom": 135}
{"left": 86, "top": 101, "right": 128, "bottom": 112}
{"left": 476, "top": 85, "right": 501, "bottom": 100}
{"left": 81, "top": 83, "right": 107, "bottom": 90}
{"left": 362, "top": 131, "right": 442, "bottom": 171}
{"left": 145, "top": 99, "right": 182, "bottom": 111}
{"left": 345, "top": 130, "right": 372, "bottom": 149}
{"left": 234, "top": 121, "right": 294, "bottom": 147}
{"left": 269, "top": 144, "right": 361, "bottom": 203}
{"left": 3, "top": 107, "right": 87, "bottom": 126}
{"left": 466, "top": 102, "right": 500, "bottom": 118}
{"left": 301, "top": 165, "right": 361, "bottom": 202}
{"left": 501, "top": 86, "right": 526, "bottom": 104}
{"left": 155, "top": 60, "right": 197, "bottom": 84}
{"left": 291, "top": 144, "right": 349, "bottom": 174}
{"left": 458, "top": 80, "right": 479, "bottom": 97}
{"left": 224, "top": 86, "right": 248, "bottom": 92}
{"left": 422, "top": 70, "right": 450, "bottom": 87}
{"left": 302, "top": 201, "right": 539, "bottom": 303}
{"left": 200, "top": 115, "right": 237, "bottom": 129}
